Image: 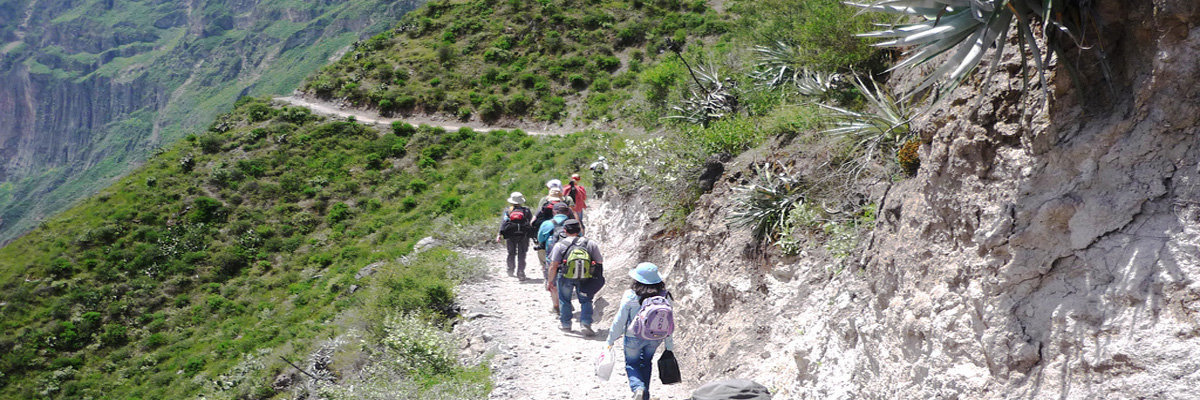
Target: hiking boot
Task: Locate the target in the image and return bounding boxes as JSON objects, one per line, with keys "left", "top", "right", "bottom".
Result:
{"left": 559, "top": 324, "right": 572, "bottom": 332}
{"left": 632, "top": 388, "right": 645, "bottom": 400}
{"left": 580, "top": 324, "right": 595, "bottom": 337}
{"left": 506, "top": 268, "right": 515, "bottom": 277}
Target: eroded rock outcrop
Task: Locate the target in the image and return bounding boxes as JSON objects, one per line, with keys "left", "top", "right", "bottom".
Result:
{"left": 608, "top": 1, "right": 1200, "bottom": 398}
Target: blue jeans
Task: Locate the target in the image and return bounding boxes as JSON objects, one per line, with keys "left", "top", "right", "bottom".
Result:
{"left": 624, "top": 335, "right": 662, "bottom": 399}
{"left": 556, "top": 276, "right": 593, "bottom": 327}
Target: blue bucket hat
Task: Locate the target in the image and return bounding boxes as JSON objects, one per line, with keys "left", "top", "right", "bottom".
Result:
{"left": 630, "top": 262, "right": 663, "bottom": 284}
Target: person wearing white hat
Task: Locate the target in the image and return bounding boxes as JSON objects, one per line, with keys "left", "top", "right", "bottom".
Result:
{"left": 496, "top": 192, "right": 532, "bottom": 280}
{"left": 606, "top": 262, "right": 677, "bottom": 400}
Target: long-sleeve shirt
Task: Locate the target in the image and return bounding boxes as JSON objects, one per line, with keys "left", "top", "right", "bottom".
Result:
{"left": 565, "top": 183, "right": 587, "bottom": 213}
{"left": 606, "top": 289, "right": 675, "bottom": 351}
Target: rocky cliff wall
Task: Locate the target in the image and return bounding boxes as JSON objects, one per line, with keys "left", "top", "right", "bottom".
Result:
{"left": 0, "top": 0, "right": 421, "bottom": 243}
{"left": 606, "top": 1, "right": 1200, "bottom": 398}
{"left": 0, "top": 64, "right": 161, "bottom": 182}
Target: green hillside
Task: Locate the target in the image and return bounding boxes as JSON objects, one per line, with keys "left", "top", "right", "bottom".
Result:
{"left": 301, "top": 0, "right": 735, "bottom": 124}
{"left": 0, "top": 97, "right": 599, "bottom": 399}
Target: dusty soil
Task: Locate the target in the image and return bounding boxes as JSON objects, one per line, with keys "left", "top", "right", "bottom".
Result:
{"left": 274, "top": 96, "right": 567, "bottom": 136}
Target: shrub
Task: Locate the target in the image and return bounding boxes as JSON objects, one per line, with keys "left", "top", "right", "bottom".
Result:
{"left": 392, "top": 121, "right": 417, "bottom": 137}
{"left": 189, "top": 197, "right": 226, "bottom": 224}
{"left": 595, "top": 56, "right": 620, "bottom": 71}
{"left": 437, "top": 196, "right": 461, "bottom": 214}
{"left": 409, "top": 178, "right": 428, "bottom": 193}
{"left": 98, "top": 324, "right": 127, "bottom": 347}
{"left": 328, "top": 202, "right": 353, "bottom": 224}
{"left": 540, "top": 96, "right": 566, "bottom": 121}
{"left": 641, "top": 61, "right": 684, "bottom": 104}
{"left": 199, "top": 134, "right": 224, "bottom": 154}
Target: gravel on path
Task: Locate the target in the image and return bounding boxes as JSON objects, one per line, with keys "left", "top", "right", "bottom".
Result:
{"left": 274, "top": 96, "right": 565, "bottom": 136}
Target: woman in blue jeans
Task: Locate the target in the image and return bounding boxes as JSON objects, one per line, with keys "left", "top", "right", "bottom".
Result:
{"left": 606, "top": 262, "right": 675, "bottom": 400}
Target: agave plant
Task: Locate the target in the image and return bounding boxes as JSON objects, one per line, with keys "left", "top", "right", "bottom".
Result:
{"left": 794, "top": 68, "right": 841, "bottom": 98}
{"left": 751, "top": 41, "right": 841, "bottom": 98}
{"left": 819, "top": 74, "right": 913, "bottom": 175}
{"left": 729, "top": 162, "right": 806, "bottom": 243}
{"left": 852, "top": 0, "right": 1094, "bottom": 99}
{"left": 666, "top": 63, "right": 738, "bottom": 126}
{"left": 750, "top": 41, "right": 805, "bottom": 88}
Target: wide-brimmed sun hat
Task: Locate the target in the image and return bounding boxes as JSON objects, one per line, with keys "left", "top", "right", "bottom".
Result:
{"left": 546, "top": 179, "right": 563, "bottom": 190}
{"left": 630, "top": 262, "right": 663, "bottom": 284}
{"left": 507, "top": 192, "right": 525, "bottom": 204}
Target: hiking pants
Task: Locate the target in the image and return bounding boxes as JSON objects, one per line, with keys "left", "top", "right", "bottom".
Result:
{"left": 556, "top": 276, "right": 593, "bottom": 327}
{"left": 624, "top": 335, "right": 663, "bottom": 399}
{"left": 505, "top": 237, "right": 528, "bottom": 277}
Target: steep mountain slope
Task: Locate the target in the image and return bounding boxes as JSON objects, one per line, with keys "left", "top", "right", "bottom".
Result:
{"left": 0, "top": 0, "right": 422, "bottom": 245}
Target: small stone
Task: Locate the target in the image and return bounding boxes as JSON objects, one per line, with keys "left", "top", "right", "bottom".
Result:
{"left": 482, "top": 333, "right": 494, "bottom": 342}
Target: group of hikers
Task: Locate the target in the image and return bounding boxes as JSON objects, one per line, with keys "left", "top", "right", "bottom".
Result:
{"left": 494, "top": 168, "right": 677, "bottom": 400}
{"left": 493, "top": 161, "right": 769, "bottom": 400}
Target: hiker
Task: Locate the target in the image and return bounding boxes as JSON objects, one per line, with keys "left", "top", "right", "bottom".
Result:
{"left": 537, "top": 203, "right": 572, "bottom": 313}
{"left": 607, "top": 262, "right": 676, "bottom": 400}
{"left": 565, "top": 173, "right": 588, "bottom": 222}
{"left": 589, "top": 156, "right": 609, "bottom": 197}
{"left": 496, "top": 192, "right": 532, "bottom": 280}
{"left": 532, "top": 179, "right": 580, "bottom": 239}
{"left": 546, "top": 218, "right": 603, "bottom": 336}
{"left": 536, "top": 180, "right": 575, "bottom": 213}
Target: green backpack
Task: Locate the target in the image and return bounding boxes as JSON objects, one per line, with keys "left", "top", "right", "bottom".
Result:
{"left": 562, "top": 237, "right": 594, "bottom": 279}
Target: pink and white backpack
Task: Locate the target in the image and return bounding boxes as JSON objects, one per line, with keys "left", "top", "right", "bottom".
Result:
{"left": 630, "top": 293, "right": 674, "bottom": 340}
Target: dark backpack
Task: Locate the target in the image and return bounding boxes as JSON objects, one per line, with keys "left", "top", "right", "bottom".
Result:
{"left": 545, "top": 218, "right": 568, "bottom": 250}
{"left": 500, "top": 206, "right": 531, "bottom": 238}
{"left": 565, "top": 184, "right": 581, "bottom": 204}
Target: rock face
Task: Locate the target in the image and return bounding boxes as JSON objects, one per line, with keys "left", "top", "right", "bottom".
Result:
{"left": 607, "top": 2, "right": 1200, "bottom": 398}
{"left": 0, "top": 0, "right": 422, "bottom": 244}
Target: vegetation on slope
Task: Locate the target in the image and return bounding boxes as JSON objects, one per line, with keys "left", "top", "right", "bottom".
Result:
{"left": 0, "top": 97, "right": 600, "bottom": 399}
{"left": 302, "top": 0, "right": 731, "bottom": 124}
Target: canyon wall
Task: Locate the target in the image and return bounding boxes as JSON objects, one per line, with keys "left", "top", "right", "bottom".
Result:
{"left": 0, "top": 0, "right": 423, "bottom": 244}
{"left": 605, "top": 1, "right": 1200, "bottom": 398}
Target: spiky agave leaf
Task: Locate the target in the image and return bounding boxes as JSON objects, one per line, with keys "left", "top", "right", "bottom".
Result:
{"left": 666, "top": 63, "right": 738, "bottom": 126}
{"left": 853, "top": 0, "right": 1014, "bottom": 97}
{"left": 729, "top": 162, "right": 806, "bottom": 242}
{"left": 794, "top": 69, "right": 841, "bottom": 97}
{"left": 819, "top": 75, "right": 913, "bottom": 175}
{"left": 750, "top": 41, "right": 806, "bottom": 88}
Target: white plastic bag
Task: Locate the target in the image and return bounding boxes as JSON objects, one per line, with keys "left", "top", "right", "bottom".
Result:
{"left": 595, "top": 345, "right": 616, "bottom": 381}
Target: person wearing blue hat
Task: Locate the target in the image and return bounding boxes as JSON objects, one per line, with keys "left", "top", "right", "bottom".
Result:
{"left": 606, "top": 262, "right": 677, "bottom": 400}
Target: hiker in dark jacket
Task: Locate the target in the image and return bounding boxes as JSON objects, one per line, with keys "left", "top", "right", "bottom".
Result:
{"left": 496, "top": 192, "right": 532, "bottom": 280}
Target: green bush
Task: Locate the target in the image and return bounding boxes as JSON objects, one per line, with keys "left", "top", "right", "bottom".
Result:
{"left": 189, "top": 197, "right": 226, "bottom": 224}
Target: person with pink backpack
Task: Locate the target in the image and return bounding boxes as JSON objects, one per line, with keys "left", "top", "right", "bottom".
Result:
{"left": 606, "top": 262, "right": 677, "bottom": 400}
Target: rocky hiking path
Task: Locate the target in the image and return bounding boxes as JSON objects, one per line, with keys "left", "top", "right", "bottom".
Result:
{"left": 274, "top": 96, "right": 566, "bottom": 136}
{"left": 454, "top": 199, "right": 693, "bottom": 399}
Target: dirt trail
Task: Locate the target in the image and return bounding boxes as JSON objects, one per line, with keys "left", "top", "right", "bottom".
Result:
{"left": 274, "top": 96, "right": 565, "bottom": 136}
{"left": 454, "top": 201, "right": 693, "bottom": 400}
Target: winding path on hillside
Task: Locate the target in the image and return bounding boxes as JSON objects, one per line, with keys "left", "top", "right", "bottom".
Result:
{"left": 274, "top": 96, "right": 565, "bottom": 136}
{"left": 454, "top": 201, "right": 693, "bottom": 399}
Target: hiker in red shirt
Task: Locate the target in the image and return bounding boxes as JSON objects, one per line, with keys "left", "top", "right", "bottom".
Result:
{"left": 565, "top": 173, "right": 588, "bottom": 223}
